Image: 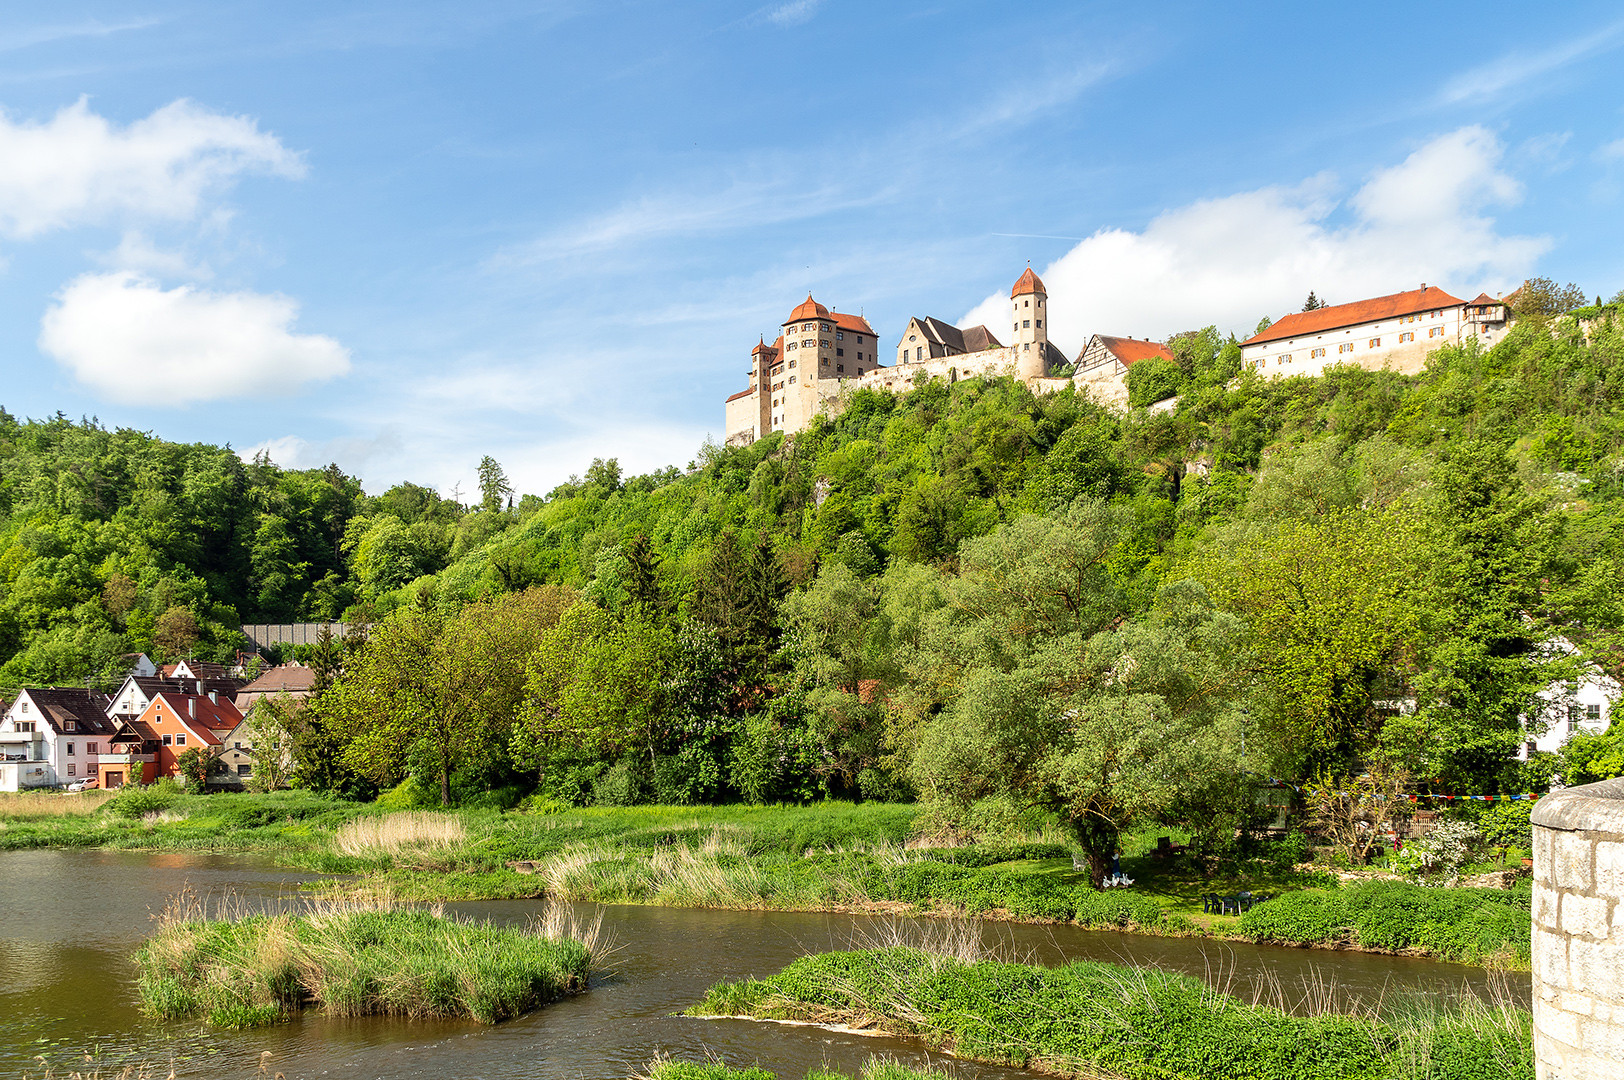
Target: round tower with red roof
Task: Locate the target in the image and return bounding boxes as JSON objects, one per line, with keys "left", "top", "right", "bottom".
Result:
{"left": 1011, "top": 267, "right": 1049, "bottom": 381}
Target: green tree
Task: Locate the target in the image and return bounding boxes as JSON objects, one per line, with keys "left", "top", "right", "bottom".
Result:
{"left": 477, "top": 456, "right": 513, "bottom": 514}
{"left": 1125, "top": 357, "right": 1184, "bottom": 408}
{"left": 175, "top": 745, "right": 226, "bottom": 787}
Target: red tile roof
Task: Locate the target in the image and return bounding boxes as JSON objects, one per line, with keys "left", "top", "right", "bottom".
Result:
{"left": 1468, "top": 292, "right": 1500, "bottom": 305}
{"left": 726, "top": 388, "right": 754, "bottom": 403}
{"left": 751, "top": 336, "right": 778, "bottom": 356}
{"left": 785, "top": 295, "right": 829, "bottom": 322}
{"left": 145, "top": 692, "right": 244, "bottom": 745}
{"left": 1095, "top": 335, "right": 1176, "bottom": 365}
{"left": 1011, "top": 267, "right": 1046, "bottom": 297}
{"left": 1243, "top": 286, "right": 1468, "bottom": 346}
{"left": 831, "top": 312, "right": 876, "bottom": 335}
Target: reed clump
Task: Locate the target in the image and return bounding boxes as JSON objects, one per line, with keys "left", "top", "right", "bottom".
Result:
{"left": 688, "top": 947, "right": 1533, "bottom": 1080}
{"left": 133, "top": 889, "right": 597, "bottom": 1027}
{"left": 333, "top": 811, "right": 466, "bottom": 862}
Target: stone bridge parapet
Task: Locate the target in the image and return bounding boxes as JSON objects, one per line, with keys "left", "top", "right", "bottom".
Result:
{"left": 1532, "top": 776, "right": 1624, "bottom": 1079}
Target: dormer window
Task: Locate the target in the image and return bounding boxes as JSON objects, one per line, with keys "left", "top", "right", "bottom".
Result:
{"left": 66, "top": 721, "right": 78, "bottom": 732}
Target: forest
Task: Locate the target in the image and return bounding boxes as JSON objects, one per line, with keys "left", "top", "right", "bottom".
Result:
{"left": 4, "top": 290, "right": 1624, "bottom": 874}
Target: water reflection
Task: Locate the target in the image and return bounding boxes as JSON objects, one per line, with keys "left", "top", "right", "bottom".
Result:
{"left": 0, "top": 850, "right": 1530, "bottom": 1079}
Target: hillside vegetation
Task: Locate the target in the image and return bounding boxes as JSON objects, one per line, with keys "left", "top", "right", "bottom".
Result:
{"left": 6, "top": 305, "right": 1624, "bottom": 870}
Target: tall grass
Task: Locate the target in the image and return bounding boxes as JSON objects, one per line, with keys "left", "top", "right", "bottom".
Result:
{"left": 333, "top": 811, "right": 466, "bottom": 861}
{"left": 133, "top": 887, "right": 599, "bottom": 1027}
{"left": 0, "top": 790, "right": 117, "bottom": 818}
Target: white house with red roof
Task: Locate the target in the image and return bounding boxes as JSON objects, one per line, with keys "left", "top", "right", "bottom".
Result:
{"left": 1074, "top": 334, "right": 1179, "bottom": 407}
{"left": 725, "top": 269, "right": 1072, "bottom": 445}
{"left": 1240, "top": 285, "right": 1514, "bottom": 379}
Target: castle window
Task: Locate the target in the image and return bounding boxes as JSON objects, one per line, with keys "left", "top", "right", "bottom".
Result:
{"left": 1399, "top": 331, "right": 1414, "bottom": 343}
{"left": 836, "top": 348, "right": 844, "bottom": 356}
{"left": 857, "top": 335, "right": 864, "bottom": 343}
{"left": 786, "top": 341, "right": 796, "bottom": 350}
{"left": 821, "top": 358, "right": 828, "bottom": 365}
{"left": 820, "top": 339, "right": 830, "bottom": 347}
{"left": 1037, "top": 299, "right": 1043, "bottom": 307}
{"left": 915, "top": 347, "right": 922, "bottom": 361}
{"left": 908, "top": 334, "right": 916, "bottom": 342}
{"left": 1023, "top": 320, "right": 1030, "bottom": 329}
{"left": 1338, "top": 342, "right": 1353, "bottom": 354}
{"left": 821, "top": 323, "right": 831, "bottom": 332}
{"left": 802, "top": 339, "right": 815, "bottom": 348}
{"left": 857, "top": 369, "right": 863, "bottom": 376}
{"left": 1370, "top": 338, "right": 1381, "bottom": 347}
{"left": 788, "top": 376, "right": 796, "bottom": 384}
{"left": 1023, "top": 343, "right": 1030, "bottom": 350}
{"left": 803, "top": 323, "right": 813, "bottom": 330}
{"left": 1023, "top": 299, "right": 1029, "bottom": 307}
{"left": 788, "top": 359, "right": 795, "bottom": 368}
{"left": 1035, "top": 320, "right": 1042, "bottom": 328}
{"left": 1310, "top": 347, "right": 1325, "bottom": 358}
{"left": 837, "top": 364, "right": 844, "bottom": 373}
{"left": 836, "top": 331, "right": 844, "bottom": 340}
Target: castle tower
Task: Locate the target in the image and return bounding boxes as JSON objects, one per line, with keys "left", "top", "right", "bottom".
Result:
{"left": 778, "top": 295, "right": 833, "bottom": 433}
{"left": 1011, "top": 267, "right": 1049, "bottom": 380}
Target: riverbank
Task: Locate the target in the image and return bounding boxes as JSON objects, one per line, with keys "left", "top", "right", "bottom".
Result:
{"left": 688, "top": 946, "right": 1534, "bottom": 1080}
{"left": 0, "top": 792, "right": 1530, "bottom": 968}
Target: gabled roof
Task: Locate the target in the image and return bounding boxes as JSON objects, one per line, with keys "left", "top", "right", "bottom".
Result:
{"left": 785, "top": 295, "right": 829, "bottom": 323}
{"left": 164, "top": 661, "right": 229, "bottom": 681}
{"left": 16, "top": 688, "right": 116, "bottom": 736}
{"left": 143, "top": 692, "right": 244, "bottom": 746}
{"left": 239, "top": 664, "right": 317, "bottom": 696}
{"left": 725, "top": 388, "right": 754, "bottom": 403}
{"left": 909, "top": 316, "right": 968, "bottom": 355}
{"left": 1468, "top": 292, "right": 1500, "bottom": 306}
{"left": 751, "top": 337, "right": 777, "bottom": 356}
{"left": 960, "top": 325, "right": 1003, "bottom": 353}
{"left": 1092, "top": 335, "right": 1176, "bottom": 366}
{"left": 1242, "top": 286, "right": 1468, "bottom": 346}
{"left": 1011, "top": 267, "right": 1046, "bottom": 297}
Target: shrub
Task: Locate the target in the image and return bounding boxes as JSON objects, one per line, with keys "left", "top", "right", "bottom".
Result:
{"left": 106, "top": 780, "right": 181, "bottom": 820}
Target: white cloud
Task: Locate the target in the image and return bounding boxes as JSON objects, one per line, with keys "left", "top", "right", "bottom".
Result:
{"left": 39, "top": 271, "right": 350, "bottom": 405}
{"left": 1439, "top": 22, "right": 1624, "bottom": 104}
{"left": 0, "top": 97, "right": 303, "bottom": 239}
{"left": 96, "top": 230, "right": 212, "bottom": 279}
{"left": 764, "top": 1, "right": 821, "bottom": 27}
{"left": 1600, "top": 138, "right": 1624, "bottom": 162}
{"left": 0, "top": 18, "right": 160, "bottom": 52}
{"left": 957, "top": 126, "right": 1548, "bottom": 351}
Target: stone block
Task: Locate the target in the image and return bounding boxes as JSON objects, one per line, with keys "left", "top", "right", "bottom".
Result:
{"left": 1535, "top": 882, "right": 1561, "bottom": 930}
{"left": 1538, "top": 998, "right": 1582, "bottom": 1047}
{"left": 1533, "top": 927, "right": 1569, "bottom": 988}
{"left": 1569, "top": 938, "right": 1624, "bottom": 1003}
{"left": 1559, "top": 990, "right": 1596, "bottom": 1017}
{"left": 1598, "top": 840, "right": 1624, "bottom": 899}
{"left": 1578, "top": 1017, "right": 1624, "bottom": 1061}
{"left": 1535, "top": 825, "right": 1554, "bottom": 874}
{"left": 1562, "top": 894, "right": 1613, "bottom": 940}
{"left": 1554, "top": 831, "right": 1595, "bottom": 891}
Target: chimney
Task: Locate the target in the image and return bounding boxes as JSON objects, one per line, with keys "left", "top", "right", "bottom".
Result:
{"left": 1420, "top": 283, "right": 1427, "bottom": 290}
{"left": 188, "top": 698, "right": 196, "bottom": 719}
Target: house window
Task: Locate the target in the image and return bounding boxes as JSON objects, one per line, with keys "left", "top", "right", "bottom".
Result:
{"left": 1281, "top": 353, "right": 1292, "bottom": 362}
{"left": 66, "top": 743, "right": 75, "bottom": 756}
{"left": 1588, "top": 704, "right": 1602, "bottom": 724}
{"left": 821, "top": 323, "right": 831, "bottom": 332}
{"left": 802, "top": 340, "right": 815, "bottom": 348}
{"left": 88, "top": 743, "right": 98, "bottom": 754}
{"left": 237, "top": 764, "right": 252, "bottom": 776}
{"left": 176, "top": 734, "right": 186, "bottom": 746}
{"left": 802, "top": 323, "right": 813, "bottom": 330}
{"left": 1369, "top": 338, "right": 1381, "bottom": 348}
{"left": 20, "top": 702, "right": 27, "bottom": 713}
{"left": 235, "top": 742, "right": 244, "bottom": 750}
{"left": 787, "top": 359, "right": 795, "bottom": 368}
{"left": 1568, "top": 704, "right": 1582, "bottom": 733}
{"left": 1526, "top": 741, "right": 1538, "bottom": 757}
{"left": 16, "top": 721, "right": 32, "bottom": 733}
{"left": 67, "top": 764, "right": 75, "bottom": 776}
{"left": 66, "top": 721, "right": 78, "bottom": 732}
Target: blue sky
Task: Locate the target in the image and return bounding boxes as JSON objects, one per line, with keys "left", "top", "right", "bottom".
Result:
{"left": 1, "top": 1, "right": 1622, "bottom": 497}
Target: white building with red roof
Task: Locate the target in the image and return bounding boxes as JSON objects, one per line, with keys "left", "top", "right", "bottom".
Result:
{"left": 1240, "top": 285, "right": 1513, "bottom": 380}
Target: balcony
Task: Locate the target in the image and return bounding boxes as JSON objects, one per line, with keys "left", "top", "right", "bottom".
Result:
{"left": 98, "top": 753, "right": 154, "bottom": 766}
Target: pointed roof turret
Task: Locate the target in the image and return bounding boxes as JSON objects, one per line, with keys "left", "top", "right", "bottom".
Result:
{"left": 1011, "top": 267, "right": 1046, "bottom": 298}
{"left": 786, "top": 294, "right": 830, "bottom": 323}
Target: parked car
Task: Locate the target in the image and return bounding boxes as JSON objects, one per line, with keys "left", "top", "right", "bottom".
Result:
{"left": 66, "top": 778, "right": 99, "bottom": 792}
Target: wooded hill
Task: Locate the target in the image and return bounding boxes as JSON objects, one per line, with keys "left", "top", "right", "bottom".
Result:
{"left": 5, "top": 302, "right": 1624, "bottom": 836}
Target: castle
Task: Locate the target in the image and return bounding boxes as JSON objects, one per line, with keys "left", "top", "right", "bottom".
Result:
{"left": 724, "top": 269, "right": 1076, "bottom": 445}
{"left": 723, "top": 271, "right": 1518, "bottom": 445}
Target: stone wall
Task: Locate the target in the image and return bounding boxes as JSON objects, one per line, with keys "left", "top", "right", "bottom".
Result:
{"left": 1532, "top": 776, "right": 1624, "bottom": 1079}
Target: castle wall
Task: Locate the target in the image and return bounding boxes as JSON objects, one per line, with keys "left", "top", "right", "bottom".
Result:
{"left": 724, "top": 393, "right": 758, "bottom": 446}
{"left": 1531, "top": 777, "right": 1624, "bottom": 1080}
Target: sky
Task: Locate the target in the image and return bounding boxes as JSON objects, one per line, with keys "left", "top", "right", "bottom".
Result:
{"left": 1, "top": 1, "right": 1622, "bottom": 498}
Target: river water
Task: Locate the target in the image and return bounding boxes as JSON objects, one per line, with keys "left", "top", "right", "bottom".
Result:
{"left": 0, "top": 850, "right": 1530, "bottom": 1079}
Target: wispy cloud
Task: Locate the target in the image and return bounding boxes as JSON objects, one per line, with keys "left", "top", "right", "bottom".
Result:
{"left": 1600, "top": 138, "right": 1624, "bottom": 162}
{"left": 763, "top": 0, "right": 822, "bottom": 27}
{"left": 1439, "top": 21, "right": 1624, "bottom": 104}
{"left": 0, "top": 17, "right": 160, "bottom": 53}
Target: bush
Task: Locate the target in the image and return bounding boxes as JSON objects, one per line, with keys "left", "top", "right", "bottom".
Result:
{"left": 106, "top": 780, "right": 181, "bottom": 819}
{"left": 375, "top": 777, "right": 435, "bottom": 811}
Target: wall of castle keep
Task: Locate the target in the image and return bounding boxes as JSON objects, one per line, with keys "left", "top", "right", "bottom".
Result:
{"left": 1531, "top": 776, "right": 1624, "bottom": 1080}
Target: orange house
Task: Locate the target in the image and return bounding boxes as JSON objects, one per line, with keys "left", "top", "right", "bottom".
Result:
{"left": 131, "top": 691, "right": 245, "bottom": 783}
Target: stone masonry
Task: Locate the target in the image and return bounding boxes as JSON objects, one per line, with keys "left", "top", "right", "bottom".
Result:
{"left": 1531, "top": 776, "right": 1624, "bottom": 1080}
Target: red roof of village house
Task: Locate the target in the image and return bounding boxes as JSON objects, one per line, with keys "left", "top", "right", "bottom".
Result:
{"left": 144, "top": 692, "right": 244, "bottom": 746}
{"left": 1243, "top": 286, "right": 1468, "bottom": 347}
{"left": 786, "top": 295, "right": 829, "bottom": 322}
{"left": 1096, "top": 335, "right": 1176, "bottom": 365}
{"left": 1011, "top": 268, "right": 1046, "bottom": 297}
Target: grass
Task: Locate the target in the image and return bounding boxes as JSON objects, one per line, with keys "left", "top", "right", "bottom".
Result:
{"left": 0, "top": 789, "right": 118, "bottom": 817}
{"left": 687, "top": 940, "right": 1534, "bottom": 1080}
{"left": 332, "top": 810, "right": 466, "bottom": 863}
{"left": 645, "top": 1058, "right": 951, "bottom": 1080}
{"left": 132, "top": 888, "right": 604, "bottom": 1027}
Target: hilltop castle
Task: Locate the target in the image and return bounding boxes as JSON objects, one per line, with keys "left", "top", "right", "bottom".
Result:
{"left": 724, "top": 269, "right": 1078, "bottom": 446}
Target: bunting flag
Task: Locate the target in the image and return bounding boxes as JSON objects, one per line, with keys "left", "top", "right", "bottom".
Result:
{"left": 1254, "top": 775, "right": 1542, "bottom": 802}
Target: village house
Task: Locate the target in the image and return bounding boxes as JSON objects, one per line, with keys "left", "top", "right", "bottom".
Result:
{"left": 106, "top": 673, "right": 242, "bottom": 724}
{"left": 216, "top": 663, "right": 316, "bottom": 786}
{"left": 1520, "top": 639, "right": 1618, "bottom": 764}
{"left": 0, "top": 688, "right": 116, "bottom": 791}
{"left": 113, "top": 690, "right": 245, "bottom": 787}
{"left": 1239, "top": 285, "right": 1513, "bottom": 379}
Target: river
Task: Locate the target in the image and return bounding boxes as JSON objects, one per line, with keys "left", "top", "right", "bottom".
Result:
{"left": 0, "top": 849, "right": 1530, "bottom": 1079}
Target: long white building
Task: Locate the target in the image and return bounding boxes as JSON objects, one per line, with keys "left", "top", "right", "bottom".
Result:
{"left": 1241, "top": 286, "right": 1512, "bottom": 378}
